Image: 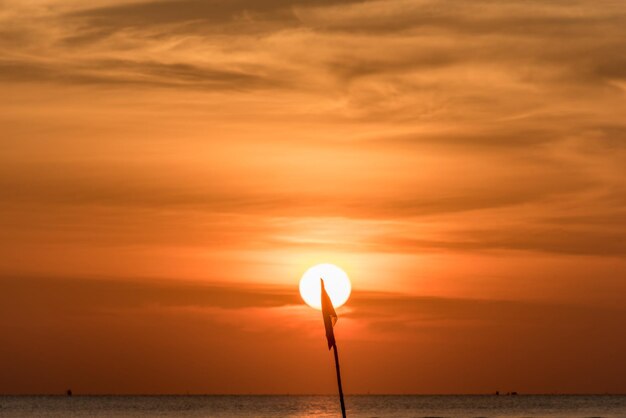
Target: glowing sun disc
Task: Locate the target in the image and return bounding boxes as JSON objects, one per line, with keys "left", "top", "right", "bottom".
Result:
{"left": 299, "top": 263, "right": 351, "bottom": 310}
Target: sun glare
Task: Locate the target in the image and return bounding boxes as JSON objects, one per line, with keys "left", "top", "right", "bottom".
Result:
{"left": 299, "top": 263, "right": 351, "bottom": 310}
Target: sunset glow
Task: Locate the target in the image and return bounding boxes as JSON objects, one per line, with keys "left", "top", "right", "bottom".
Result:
{"left": 0, "top": 0, "right": 625, "bottom": 397}
{"left": 299, "top": 264, "right": 352, "bottom": 310}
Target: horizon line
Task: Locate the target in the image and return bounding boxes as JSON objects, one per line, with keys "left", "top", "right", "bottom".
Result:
{"left": 2, "top": 393, "right": 625, "bottom": 397}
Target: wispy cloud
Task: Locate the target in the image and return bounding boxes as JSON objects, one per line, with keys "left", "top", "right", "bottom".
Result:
{"left": 0, "top": 58, "right": 287, "bottom": 90}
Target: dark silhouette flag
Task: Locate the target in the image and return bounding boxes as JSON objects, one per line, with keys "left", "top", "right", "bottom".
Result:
{"left": 320, "top": 278, "right": 346, "bottom": 417}
{"left": 321, "top": 278, "right": 338, "bottom": 350}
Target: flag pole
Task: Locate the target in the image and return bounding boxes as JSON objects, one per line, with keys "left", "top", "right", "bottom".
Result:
{"left": 332, "top": 341, "right": 347, "bottom": 418}
{"left": 321, "top": 278, "right": 347, "bottom": 417}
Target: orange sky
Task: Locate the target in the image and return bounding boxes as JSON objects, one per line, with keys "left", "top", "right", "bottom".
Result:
{"left": 1, "top": 0, "right": 625, "bottom": 394}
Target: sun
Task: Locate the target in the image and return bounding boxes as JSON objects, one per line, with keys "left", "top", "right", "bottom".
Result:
{"left": 299, "top": 263, "right": 351, "bottom": 310}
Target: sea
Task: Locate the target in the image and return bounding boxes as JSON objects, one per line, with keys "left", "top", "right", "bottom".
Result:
{"left": 0, "top": 395, "right": 625, "bottom": 417}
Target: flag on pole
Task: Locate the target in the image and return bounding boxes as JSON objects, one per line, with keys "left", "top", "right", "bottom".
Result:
{"left": 320, "top": 278, "right": 347, "bottom": 417}
{"left": 321, "top": 278, "right": 337, "bottom": 350}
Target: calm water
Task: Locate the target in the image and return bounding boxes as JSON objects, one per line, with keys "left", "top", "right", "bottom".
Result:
{"left": 0, "top": 395, "right": 624, "bottom": 417}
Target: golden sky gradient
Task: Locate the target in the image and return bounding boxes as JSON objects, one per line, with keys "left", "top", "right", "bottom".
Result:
{"left": 1, "top": 0, "right": 625, "bottom": 394}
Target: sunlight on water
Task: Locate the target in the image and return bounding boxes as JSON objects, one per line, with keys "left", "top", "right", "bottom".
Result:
{"left": 1, "top": 395, "right": 625, "bottom": 417}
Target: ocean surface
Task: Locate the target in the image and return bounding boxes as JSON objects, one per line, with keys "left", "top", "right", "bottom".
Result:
{"left": 0, "top": 395, "right": 625, "bottom": 417}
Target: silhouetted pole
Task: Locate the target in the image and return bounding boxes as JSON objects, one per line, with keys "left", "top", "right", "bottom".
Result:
{"left": 321, "top": 278, "right": 346, "bottom": 417}
{"left": 332, "top": 342, "right": 347, "bottom": 418}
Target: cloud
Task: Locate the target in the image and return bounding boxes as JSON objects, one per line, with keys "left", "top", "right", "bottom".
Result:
{"left": 0, "top": 147, "right": 617, "bottom": 257}
{"left": 0, "top": 275, "right": 300, "bottom": 315}
{"left": 301, "top": 0, "right": 624, "bottom": 36}
{"left": 0, "top": 1, "right": 623, "bottom": 268}
{"left": 4, "top": 274, "right": 623, "bottom": 324}
{"left": 65, "top": 0, "right": 365, "bottom": 30}
{"left": 2, "top": 0, "right": 625, "bottom": 121}
{"left": 0, "top": 58, "right": 285, "bottom": 90}
{"left": 346, "top": 289, "right": 625, "bottom": 324}
{"left": 368, "top": 227, "right": 626, "bottom": 256}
